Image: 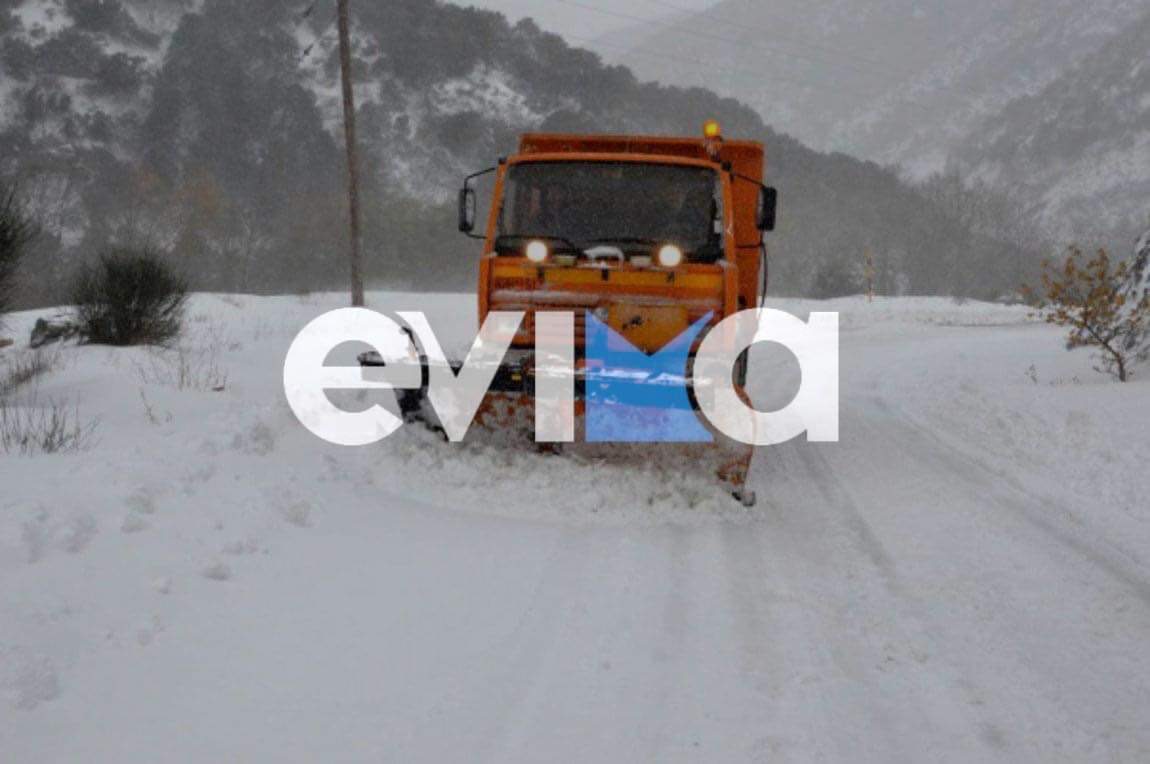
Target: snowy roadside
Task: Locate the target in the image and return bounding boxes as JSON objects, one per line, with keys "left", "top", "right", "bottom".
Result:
{"left": 2, "top": 292, "right": 1148, "bottom": 760}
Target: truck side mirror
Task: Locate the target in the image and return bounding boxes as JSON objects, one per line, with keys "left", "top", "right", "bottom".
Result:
{"left": 757, "top": 187, "right": 778, "bottom": 232}
{"left": 458, "top": 187, "right": 477, "bottom": 234}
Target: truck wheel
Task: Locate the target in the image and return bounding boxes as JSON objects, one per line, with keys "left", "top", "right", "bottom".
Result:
{"left": 732, "top": 489, "right": 757, "bottom": 508}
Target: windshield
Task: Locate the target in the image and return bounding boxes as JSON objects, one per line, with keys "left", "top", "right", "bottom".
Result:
{"left": 498, "top": 162, "right": 722, "bottom": 258}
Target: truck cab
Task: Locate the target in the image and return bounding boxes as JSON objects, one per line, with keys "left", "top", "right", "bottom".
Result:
{"left": 376, "top": 122, "right": 780, "bottom": 504}
{"left": 460, "top": 124, "right": 776, "bottom": 363}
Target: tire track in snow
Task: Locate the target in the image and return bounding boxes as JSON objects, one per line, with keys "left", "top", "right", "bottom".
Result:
{"left": 743, "top": 444, "right": 998, "bottom": 762}
{"left": 391, "top": 527, "right": 596, "bottom": 762}
{"left": 791, "top": 398, "right": 1150, "bottom": 759}
{"left": 870, "top": 396, "right": 1150, "bottom": 608}
{"left": 474, "top": 527, "right": 698, "bottom": 761}
{"left": 781, "top": 442, "right": 1018, "bottom": 760}
{"left": 859, "top": 404, "right": 1150, "bottom": 757}
{"left": 714, "top": 516, "right": 869, "bottom": 761}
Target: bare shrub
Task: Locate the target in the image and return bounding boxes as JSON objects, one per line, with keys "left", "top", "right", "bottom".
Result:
{"left": 1027, "top": 246, "right": 1150, "bottom": 382}
{"left": 0, "top": 396, "right": 98, "bottom": 455}
{"left": 132, "top": 344, "right": 228, "bottom": 392}
{"left": 0, "top": 350, "right": 58, "bottom": 395}
{"left": 138, "top": 389, "right": 173, "bottom": 426}
{"left": 0, "top": 329, "right": 96, "bottom": 456}
{"left": 71, "top": 249, "right": 188, "bottom": 346}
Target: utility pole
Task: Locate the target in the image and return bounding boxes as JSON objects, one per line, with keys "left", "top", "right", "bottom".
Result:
{"left": 864, "top": 247, "right": 876, "bottom": 303}
{"left": 337, "top": 0, "right": 364, "bottom": 306}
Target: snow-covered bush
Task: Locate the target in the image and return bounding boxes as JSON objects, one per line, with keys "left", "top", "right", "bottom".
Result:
{"left": 0, "top": 183, "right": 38, "bottom": 323}
{"left": 70, "top": 249, "right": 188, "bottom": 346}
{"left": 1030, "top": 245, "right": 1150, "bottom": 382}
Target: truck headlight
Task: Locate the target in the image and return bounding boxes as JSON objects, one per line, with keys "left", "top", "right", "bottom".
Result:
{"left": 657, "top": 244, "right": 683, "bottom": 268}
{"left": 525, "top": 240, "right": 549, "bottom": 263}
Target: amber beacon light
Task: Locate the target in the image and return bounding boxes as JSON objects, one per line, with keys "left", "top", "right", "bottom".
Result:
{"left": 703, "top": 120, "right": 723, "bottom": 159}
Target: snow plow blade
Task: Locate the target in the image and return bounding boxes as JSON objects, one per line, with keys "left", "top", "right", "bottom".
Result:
{"left": 359, "top": 347, "right": 756, "bottom": 507}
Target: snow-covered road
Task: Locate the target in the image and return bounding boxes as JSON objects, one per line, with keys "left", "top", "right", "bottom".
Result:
{"left": 2, "top": 294, "right": 1149, "bottom": 762}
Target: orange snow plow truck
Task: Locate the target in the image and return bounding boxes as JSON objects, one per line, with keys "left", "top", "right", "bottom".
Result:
{"left": 365, "top": 122, "right": 777, "bottom": 506}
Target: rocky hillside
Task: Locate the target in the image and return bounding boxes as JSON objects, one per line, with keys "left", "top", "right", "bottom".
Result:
{"left": 1128, "top": 229, "right": 1150, "bottom": 303}
{"left": 614, "top": 0, "right": 1145, "bottom": 175}
{"left": 952, "top": 9, "right": 1150, "bottom": 250}
{"left": 614, "top": 0, "right": 989, "bottom": 154}
{"left": 831, "top": 0, "right": 1147, "bottom": 175}
{"left": 0, "top": 0, "right": 1034, "bottom": 300}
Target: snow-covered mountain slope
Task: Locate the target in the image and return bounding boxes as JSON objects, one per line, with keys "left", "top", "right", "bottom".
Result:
{"left": 0, "top": 0, "right": 771, "bottom": 209}
{"left": 833, "top": 0, "right": 1149, "bottom": 174}
{"left": 952, "top": 10, "right": 1150, "bottom": 249}
{"left": 2, "top": 0, "right": 1036, "bottom": 300}
{"left": 3, "top": 291, "right": 1150, "bottom": 759}
{"left": 612, "top": 0, "right": 1146, "bottom": 176}
{"left": 614, "top": 0, "right": 993, "bottom": 150}
{"left": 0, "top": 0, "right": 777, "bottom": 294}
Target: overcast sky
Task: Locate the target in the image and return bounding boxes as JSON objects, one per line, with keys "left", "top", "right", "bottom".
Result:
{"left": 452, "top": 0, "right": 718, "bottom": 42}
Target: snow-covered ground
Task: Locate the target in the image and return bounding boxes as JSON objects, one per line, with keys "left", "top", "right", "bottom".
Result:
{"left": 2, "top": 292, "right": 1149, "bottom": 762}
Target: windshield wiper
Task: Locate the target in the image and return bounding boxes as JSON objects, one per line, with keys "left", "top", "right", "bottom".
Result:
{"left": 582, "top": 236, "right": 661, "bottom": 247}
{"left": 494, "top": 234, "right": 582, "bottom": 253}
